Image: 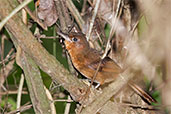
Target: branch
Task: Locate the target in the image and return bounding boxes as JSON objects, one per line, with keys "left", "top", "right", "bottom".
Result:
{"left": 86, "top": 0, "right": 100, "bottom": 41}
{"left": 0, "top": 0, "right": 32, "bottom": 30}
{"left": 66, "top": 0, "right": 85, "bottom": 30}
{"left": 15, "top": 45, "right": 52, "bottom": 114}
{"left": 0, "top": 0, "right": 87, "bottom": 102}
{"left": 81, "top": 70, "right": 134, "bottom": 114}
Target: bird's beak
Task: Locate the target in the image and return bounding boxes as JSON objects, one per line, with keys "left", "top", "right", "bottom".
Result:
{"left": 57, "top": 32, "right": 71, "bottom": 42}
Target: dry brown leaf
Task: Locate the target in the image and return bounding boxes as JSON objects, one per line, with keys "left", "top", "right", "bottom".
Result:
{"left": 38, "top": 0, "right": 58, "bottom": 26}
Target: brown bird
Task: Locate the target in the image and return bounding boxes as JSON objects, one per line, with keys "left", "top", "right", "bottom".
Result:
{"left": 58, "top": 32, "right": 122, "bottom": 85}
{"left": 58, "top": 31, "right": 156, "bottom": 103}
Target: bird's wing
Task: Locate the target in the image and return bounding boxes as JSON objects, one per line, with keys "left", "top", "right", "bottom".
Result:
{"left": 101, "top": 57, "right": 121, "bottom": 74}
{"left": 87, "top": 57, "right": 121, "bottom": 74}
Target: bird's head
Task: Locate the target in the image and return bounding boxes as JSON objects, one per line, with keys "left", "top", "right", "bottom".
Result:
{"left": 58, "top": 32, "right": 89, "bottom": 53}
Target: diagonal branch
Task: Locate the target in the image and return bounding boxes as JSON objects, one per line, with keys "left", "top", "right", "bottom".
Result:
{"left": 0, "top": 0, "right": 87, "bottom": 102}
{"left": 81, "top": 70, "right": 134, "bottom": 114}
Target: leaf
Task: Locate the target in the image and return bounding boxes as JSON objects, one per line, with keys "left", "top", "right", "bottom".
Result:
{"left": 38, "top": 0, "right": 58, "bottom": 26}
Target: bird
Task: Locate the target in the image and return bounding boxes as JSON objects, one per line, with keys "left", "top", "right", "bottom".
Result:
{"left": 57, "top": 31, "right": 156, "bottom": 103}
{"left": 57, "top": 31, "right": 122, "bottom": 85}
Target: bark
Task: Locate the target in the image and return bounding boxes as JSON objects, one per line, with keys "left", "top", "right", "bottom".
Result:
{"left": 0, "top": 0, "right": 87, "bottom": 102}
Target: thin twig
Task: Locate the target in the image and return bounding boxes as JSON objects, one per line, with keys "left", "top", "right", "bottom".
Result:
{"left": 0, "top": 35, "right": 5, "bottom": 67}
{"left": 38, "top": 36, "right": 58, "bottom": 39}
{"left": 0, "top": 35, "right": 5, "bottom": 104}
{"left": 22, "top": 8, "right": 27, "bottom": 25}
{"left": 53, "top": 99, "right": 74, "bottom": 103}
{"left": 0, "top": 0, "right": 32, "bottom": 30}
{"left": 0, "top": 91, "right": 28, "bottom": 95}
{"left": 60, "top": 0, "right": 71, "bottom": 27}
{"left": 0, "top": 35, "right": 4, "bottom": 107}
{"left": 81, "top": 0, "right": 87, "bottom": 15}
{"left": 64, "top": 95, "right": 72, "bottom": 114}
{"left": 0, "top": 35, "right": 5, "bottom": 83}
{"left": 44, "top": 86, "right": 56, "bottom": 114}
{"left": 86, "top": 0, "right": 101, "bottom": 41}
{"left": 101, "top": 0, "right": 122, "bottom": 59}
{"left": 53, "top": 27, "right": 57, "bottom": 57}
{"left": 16, "top": 74, "right": 25, "bottom": 114}
{"left": 7, "top": 103, "right": 32, "bottom": 114}
{"left": 0, "top": 48, "right": 15, "bottom": 65}
{"left": 119, "top": 103, "right": 161, "bottom": 110}
{"left": 66, "top": 0, "right": 85, "bottom": 30}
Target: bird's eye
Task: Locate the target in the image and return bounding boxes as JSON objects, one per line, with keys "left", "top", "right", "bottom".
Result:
{"left": 72, "top": 37, "right": 78, "bottom": 42}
